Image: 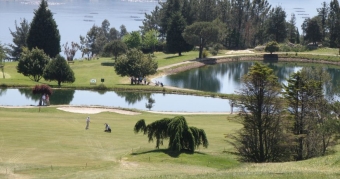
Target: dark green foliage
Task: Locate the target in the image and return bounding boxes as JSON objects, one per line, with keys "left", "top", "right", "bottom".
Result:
{"left": 122, "top": 31, "right": 142, "bottom": 49}
{"left": 17, "top": 47, "right": 50, "bottom": 82}
{"left": 230, "top": 62, "right": 290, "bottom": 162}
{"left": 190, "top": 127, "right": 208, "bottom": 149}
{"left": 43, "top": 55, "right": 75, "bottom": 86}
{"left": 165, "top": 12, "right": 193, "bottom": 56}
{"left": 103, "top": 40, "right": 127, "bottom": 60}
{"left": 114, "top": 49, "right": 157, "bottom": 78}
{"left": 182, "top": 22, "right": 219, "bottom": 58}
{"left": 265, "top": 6, "right": 287, "bottom": 43}
{"left": 329, "top": 0, "right": 340, "bottom": 48}
{"left": 304, "top": 18, "right": 322, "bottom": 45}
{"left": 283, "top": 67, "right": 338, "bottom": 160}
{"left": 134, "top": 116, "right": 208, "bottom": 153}
{"left": 159, "top": 0, "right": 182, "bottom": 36}
{"left": 142, "top": 29, "right": 158, "bottom": 54}
{"left": 9, "top": 18, "right": 30, "bottom": 60}
{"left": 265, "top": 41, "right": 279, "bottom": 54}
{"left": 134, "top": 119, "right": 147, "bottom": 134}
{"left": 26, "top": 0, "right": 61, "bottom": 57}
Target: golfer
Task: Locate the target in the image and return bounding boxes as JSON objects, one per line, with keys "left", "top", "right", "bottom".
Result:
{"left": 85, "top": 116, "right": 90, "bottom": 130}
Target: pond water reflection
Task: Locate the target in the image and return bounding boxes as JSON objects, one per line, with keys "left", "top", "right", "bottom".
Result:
{"left": 0, "top": 88, "right": 232, "bottom": 113}
{"left": 154, "top": 61, "right": 340, "bottom": 96}
{"left": 2, "top": 61, "right": 340, "bottom": 112}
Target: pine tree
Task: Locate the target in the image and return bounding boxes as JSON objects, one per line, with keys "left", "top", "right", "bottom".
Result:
{"left": 27, "top": 0, "right": 61, "bottom": 58}
{"left": 166, "top": 12, "right": 193, "bottom": 56}
{"left": 9, "top": 18, "right": 30, "bottom": 60}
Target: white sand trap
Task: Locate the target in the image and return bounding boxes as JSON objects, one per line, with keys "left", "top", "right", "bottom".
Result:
{"left": 225, "top": 50, "right": 254, "bottom": 54}
{"left": 57, "top": 106, "right": 141, "bottom": 115}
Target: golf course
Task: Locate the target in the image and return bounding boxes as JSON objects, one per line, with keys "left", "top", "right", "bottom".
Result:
{"left": 1, "top": 49, "right": 340, "bottom": 178}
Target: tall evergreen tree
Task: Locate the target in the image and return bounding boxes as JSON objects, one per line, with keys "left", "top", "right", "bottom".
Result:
{"left": 265, "top": 6, "right": 287, "bottom": 43}
{"left": 317, "top": 2, "right": 329, "bottom": 42}
{"left": 283, "top": 67, "right": 336, "bottom": 160}
{"left": 250, "top": 0, "right": 271, "bottom": 46}
{"left": 140, "top": 6, "right": 161, "bottom": 34}
{"left": 198, "top": 0, "right": 217, "bottom": 22}
{"left": 181, "top": 0, "right": 197, "bottom": 25}
{"left": 230, "top": 62, "right": 289, "bottom": 162}
{"left": 166, "top": 12, "right": 193, "bottom": 56}
{"left": 159, "top": 0, "right": 181, "bottom": 36}
{"left": 9, "top": 18, "right": 30, "bottom": 60}
{"left": 328, "top": 0, "right": 340, "bottom": 48}
{"left": 296, "top": 28, "right": 301, "bottom": 44}
{"left": 288, "top": 13, "right": 297, "bottom": 43}
{"left": 304, "top": 18, "right": 322, "bottom": 45}
{"left": 26, "top": 0, "right": 61, "bottom": 58}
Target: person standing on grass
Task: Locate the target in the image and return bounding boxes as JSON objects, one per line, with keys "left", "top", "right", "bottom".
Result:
{"left": 42, "top": 94, "right": 46, "bottom": 106}
{"left": 85, "top": 116, "right": 90, "bottom": 130}
{"left": 46, "top": 94, "right": 50, "bottom": 106}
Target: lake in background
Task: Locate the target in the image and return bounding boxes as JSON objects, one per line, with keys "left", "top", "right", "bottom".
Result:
{"left": 0, "top": 0, "right": 161, "bottom": 58}
{"left": 0, "top": 0, "right": 330, "bottom": 58}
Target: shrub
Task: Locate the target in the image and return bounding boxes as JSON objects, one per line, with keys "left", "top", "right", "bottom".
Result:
{"left": 202, "top": 49, "right": 209, "bottom": 58}
{"left": 265, "top": 41, "right": 279, "bottom": 54}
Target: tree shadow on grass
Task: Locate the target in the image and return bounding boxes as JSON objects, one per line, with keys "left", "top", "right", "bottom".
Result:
{"left": 131, "top": 148, "right": 206, "bottom": 158}
{"left": 164, "top": 55, "right": 181, "bottom": 60}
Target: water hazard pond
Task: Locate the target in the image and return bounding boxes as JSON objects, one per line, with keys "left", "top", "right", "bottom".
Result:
{"left": 0, "top": 88, "right": 231, "bottom": 113}
{"left": 2, "top": 61, "right": 340, "bottom": 112}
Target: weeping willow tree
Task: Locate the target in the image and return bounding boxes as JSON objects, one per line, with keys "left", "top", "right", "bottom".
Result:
{"left": 134, "top": 116, "right": 208, "bottom": 153}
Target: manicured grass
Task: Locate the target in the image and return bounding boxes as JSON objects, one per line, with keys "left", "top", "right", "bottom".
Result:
{"left": 0, "top": 51, "right": 199, "bottom": 90}
{"left": 1, "top": 107, "right": 340, "bottom": 178}
{"left": 2, "top": 50, "right": 340, "bottom": 178}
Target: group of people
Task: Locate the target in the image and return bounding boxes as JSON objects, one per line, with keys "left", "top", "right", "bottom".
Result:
{"left": 130, "top": 76, "right": 147, "bottom": 85}
{"left": 85, "top": 116, "right": 111, "bottom": 133}
{"left": 41, "top": 94, "right": 50, "bottom": 106}
{"left": 155, "top": 81, "right": 164, "bottom": 87}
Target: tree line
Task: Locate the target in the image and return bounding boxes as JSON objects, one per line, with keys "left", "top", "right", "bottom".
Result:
{"left": 3, "top": 0, "right": 340, "bottom": 61}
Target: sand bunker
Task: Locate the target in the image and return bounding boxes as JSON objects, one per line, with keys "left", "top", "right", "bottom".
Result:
{"left": 225, "top": 50, "right": 254, "bottom": 54}
{"left": 57, "top": 106, "right": 141, "bottom": 115}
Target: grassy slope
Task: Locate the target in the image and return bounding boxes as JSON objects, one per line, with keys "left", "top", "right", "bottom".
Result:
{"left": 0, "top": 107, "right": 340, "bottom": 179}
{"left": 1, "top": 49, "right": 340, "bottom": 178}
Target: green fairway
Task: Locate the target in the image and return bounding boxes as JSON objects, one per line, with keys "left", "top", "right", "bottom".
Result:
{"left": 0, "top": 107, "right": 340, "bottom": 179}
{"left": 0, "top": 51, "right": 199, "bottom": 89}
{"left": 2, "top": 50, "right": 340, "bottom": 178}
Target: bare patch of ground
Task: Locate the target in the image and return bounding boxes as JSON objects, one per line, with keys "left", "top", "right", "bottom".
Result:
{"left": 146, "top": 111, "right": 230, "bottom": 115}
{"left": 56, "top": 106, "right": 141, "bottom": 115}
